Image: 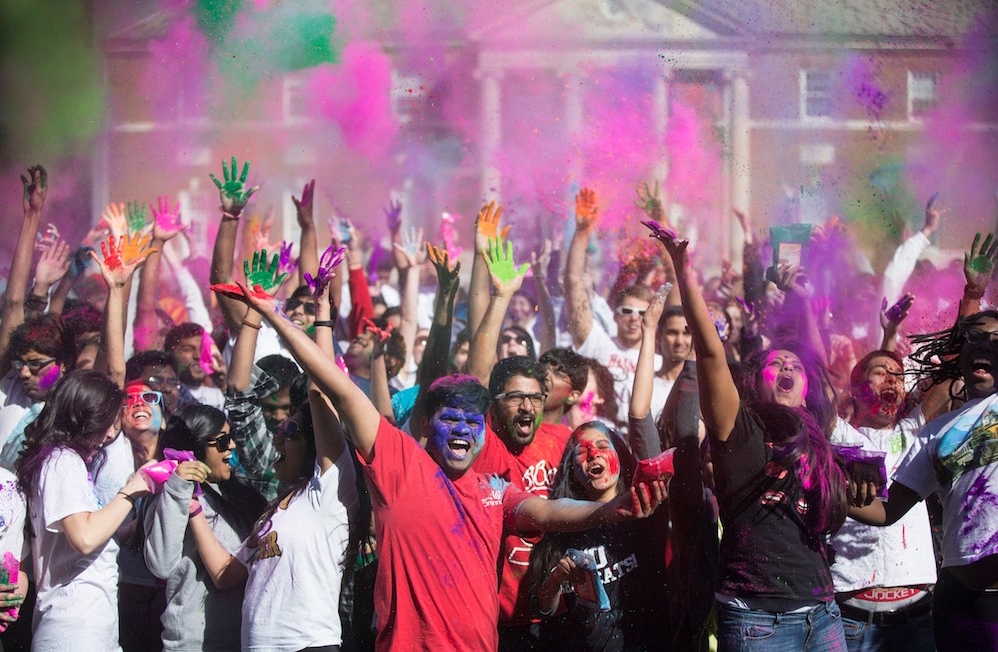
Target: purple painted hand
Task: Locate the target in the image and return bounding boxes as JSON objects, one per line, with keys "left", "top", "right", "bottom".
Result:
{"left": 384, "top": 199, "right": 403, "bottom": 234}
{"left": 278, "top": 241, "right": 299, "bottom": 277}
{"left": 304, "top": 244, "right": 347, "bottom": 299}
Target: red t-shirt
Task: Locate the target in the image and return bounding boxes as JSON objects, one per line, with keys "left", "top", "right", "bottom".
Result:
{"left": 473, "top": 419, "right": 572, "bottom": 626}
{"left": 361, "top": 417, "right": 530, "bottom": 651}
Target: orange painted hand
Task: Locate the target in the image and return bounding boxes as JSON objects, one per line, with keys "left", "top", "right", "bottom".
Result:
{"left": 475, "top": 201, "right": 510, "bottom": 251}
{"left": 575, "top": 187, "right": 599, "bottom": 229}
{"left": 120, "top": 232, "right": 159, "bottom": 266}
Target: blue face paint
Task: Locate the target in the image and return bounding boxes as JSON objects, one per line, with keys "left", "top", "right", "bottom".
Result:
{"left": 427, "top": 406, "right": 486, "bottom": 475}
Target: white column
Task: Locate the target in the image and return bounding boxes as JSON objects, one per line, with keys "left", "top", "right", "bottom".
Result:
{"left": 653, "top": 71, "right": 671, "bottom": 199}
{"left": 479, "top": 68, "right": 503, "bottom": 200}
{"left": 562, "top": 69, "right": 584, "bottom": 187}
{"left": 728, "top": 68, "right": 751, "bottom": 267}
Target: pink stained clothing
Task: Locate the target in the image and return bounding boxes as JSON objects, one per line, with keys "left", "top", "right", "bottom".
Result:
{"left": 361, "top": 417, "right": 530, "bottom": 651}
{"left": 474, "top": 419, "right": 572, "bottom": 625}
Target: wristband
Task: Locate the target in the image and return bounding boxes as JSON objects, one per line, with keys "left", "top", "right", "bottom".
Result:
{"left": 189, "top": 505, "right": 203, "bottom": 518}
{"left": 220, "top": 207, "right": 240, "bottom": 221}
{"left": 117, "top": 491, "right": 135, "bottom": 505}
{"left": 241, "top": 319, "right": 262, "bottom": 330}
{"left": 964, "top": 285, "right": 986, "bottom": 299}
{"left": 312, "top": 320, "right": 336, "bottom": 328}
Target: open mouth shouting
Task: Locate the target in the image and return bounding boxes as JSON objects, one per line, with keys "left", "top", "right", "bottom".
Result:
{"left": 447, "top": 437, "right": 474, "bottom": 460}
{"left": 776, "top": 374, "right": 796, "bottom": 392}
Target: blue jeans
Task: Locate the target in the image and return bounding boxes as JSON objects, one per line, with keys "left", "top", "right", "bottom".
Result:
{"left": 841, "top": 610, "right": 935, "bottom": 652}
{"left": 717, "top": 601, "right": 847, "bottom": 651}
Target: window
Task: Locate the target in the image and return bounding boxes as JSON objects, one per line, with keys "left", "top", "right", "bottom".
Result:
{"left": 283, "top": 74, "right": 311, "bottom": 123}
{"left": 392, "top": 71, "right": 426, "bottom": 124}
{"left": 908, "top": 71, "right": 939, "bottom": 119}
{"left": 801, "top": 70, "right": 832, "bottom": 119}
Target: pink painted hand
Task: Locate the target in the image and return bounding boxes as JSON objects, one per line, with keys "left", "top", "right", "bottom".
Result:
{"left": 150, "top": 195, "right": 184, "bottom": 240}
{"left": 292, "top": 179, "right": 315, "bottom": 228}
{"left": 384, "top": 198, "right": 403, "bottom": 234}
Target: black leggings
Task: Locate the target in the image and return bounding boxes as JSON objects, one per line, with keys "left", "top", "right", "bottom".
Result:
{"left": 933, "top": 568, "right": 998, "bottom": 652}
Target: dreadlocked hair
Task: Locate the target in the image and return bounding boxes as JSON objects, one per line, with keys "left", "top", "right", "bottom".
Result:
{"left": 908, "top": 310, "right": 998, "bottom": 400}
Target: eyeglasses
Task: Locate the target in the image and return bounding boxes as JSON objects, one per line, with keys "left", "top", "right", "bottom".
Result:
{"left": 285, "top": 299, "right": 316, "bottom": 315}
{"left": 12, "top": 358, "right": 56, "bottom": 374}
{"left": 964, "top": 329, "right": 998, "bottom": 345}
{"left": 615, "top": 306, "right": 647, "bottom": 318}
{"left": 500, "top": 334, "right": 530, "bottom": 347}
{"left": 206, "top": 431, "right": 233, "bottom": 453}
{"left": 273, "top": 419, "right": 300, "bottom": 445}
{"left": 124, "top": 390, "right": 163, "bottom": 408}
{"left": 144, "top": 376, "right": 182, "bottom": 391}
{"left": 494, "top": 391, "right": 547, "bottom": 409}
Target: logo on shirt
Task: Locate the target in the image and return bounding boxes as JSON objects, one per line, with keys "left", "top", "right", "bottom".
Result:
{"left": 251, "top": 531, "right": 283, "bottom": 562}
{"left": 579, "top": 544, "right": 639, "bottom": 585}
{"left": 522, "top": 460, "right": 558, "bottom": 495}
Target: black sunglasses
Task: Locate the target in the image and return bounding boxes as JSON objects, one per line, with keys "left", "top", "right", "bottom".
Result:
{"left": 206, "top": 431, "right": 233, "bottom": 453}
{"left": 285, "top": 299, "right": 317, "bottom": 315}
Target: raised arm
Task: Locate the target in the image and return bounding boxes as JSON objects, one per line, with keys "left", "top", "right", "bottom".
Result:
{"left": 514, "top": 479, "right": 665, "bottom": 532}
{"left": 466, "top": 236, "right": 530, "bottom": 385}
{"left": 468, "top": 202, "right": 509, "bottom": 335}
{"left": 135, "top": 197, "right": 185, "bottom": 351}
{"left": 26, "top": 238, "right": 70, "bottom": 320}
{"left": 530, "top": 240, "right": 557, "bottom": 354}
{"left": 292, "top": 180, "right": 317, "bottom": 289}
{"left": 409, "top": 244, "right": 461, "bottom": 444}
{"left": 209, "top": 157, "right": 259, "bottom": 334}
{"left": 629, "top": 284, "right": 668, "bottom": 421}
{"left": 564, "top": 188, "right": 598, "bottom": 348}
{"left": 392, "top": 223, "right": 424, "bottom": 379}
{"left": 0, "top": 166, "right": 46, "bottom": 374}
{"left": 961, "top": 232, "right": 998, "bottom": 319}
{"left": 644, "top": 222, "right": 740, "bottom": 441}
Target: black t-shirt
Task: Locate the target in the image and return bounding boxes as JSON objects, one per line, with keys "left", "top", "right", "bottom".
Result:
{"left": 710, "top": 404, "right": 834, "bottom": 612}
{"left": 539, "top": 511, "right": 670, "bottom": 652}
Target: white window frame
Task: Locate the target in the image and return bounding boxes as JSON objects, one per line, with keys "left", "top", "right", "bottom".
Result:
{"left": 908, "top": 71, "right": 939, "bottom": 120}
{"left": 283, "top": 73, "right": 311, "bottom": 124}
{"left": 800, "top": 69, "right": 832, "bottom": 121}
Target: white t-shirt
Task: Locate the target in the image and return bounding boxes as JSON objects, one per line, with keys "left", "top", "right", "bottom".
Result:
{"left": 895, "top": 396, "right": 998, "bottom": 568}
{"left": 184, "top": 384, "right": 226, "bottom": 411}
{"left": 236, "top": 446, "right": 359, "bottom": 651}
{"left": 830, "top": 414, "right": 936, "bottom": 591}
{"left": 576, "top": 322, "right": 661, "bottom": 424}
{"left": 30, "top": 448, "right": 121, "bottom": 651}
{"left": 620, "top": 376, "right": 674, "bottom": 426}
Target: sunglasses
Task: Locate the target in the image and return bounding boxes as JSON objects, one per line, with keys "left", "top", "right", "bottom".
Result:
{"left": 144, "top": 375, "right": 182, "bottom": 391}
{"left": 285, "top": 299, "right": 317, "bottom": 315}
{"left": 124, "top": 390, "right": 163, "bottom": 408}
{"left": 964, "top": 329, "right": 998, "bottom": 345}
{"left": 615, "top": 306, "right": 647, "bottom": 317}
{"left": 206, "top": 431, "right": 233, "bottom": 453}
{"left": 273, "top": 419, "right": 300, "bottom": 445}
{"left": 12, "top": 358, "right": 56, "bottom": 374}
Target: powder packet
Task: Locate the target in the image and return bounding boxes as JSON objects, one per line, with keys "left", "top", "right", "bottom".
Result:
{"left": 833, "top": 444, "right": 888, "bottom": 499}
{"left": 632, "top": 448, "right": 676, "bottom": 487}
{"left": 565, "top": 548, "right": 611, "bottom": 611}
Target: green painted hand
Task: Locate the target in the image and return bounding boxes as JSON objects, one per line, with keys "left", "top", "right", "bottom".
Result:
{"left": 243, "top": 248, "right": 288, "bottom": 297}
{"left": 964, "top": 232, "right": 998, "bottom": 293}
{"left": 210, "top": 156, "right": 259, "bottom": 217}
{"left": 484, "top": 236, "right": 529, "bottom": 293}
{"left": 126, "top": 201, "right": 148, "bottom": 234}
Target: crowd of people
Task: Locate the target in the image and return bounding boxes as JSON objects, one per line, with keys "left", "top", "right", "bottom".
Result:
{"left": 0, "top": 158, "right": 995, "bottom": 652}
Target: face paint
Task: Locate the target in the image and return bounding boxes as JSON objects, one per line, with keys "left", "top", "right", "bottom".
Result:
{"left": 427, "top": 406, "right": 486, "bottom": 477}
{"left": 37, "top": 364, "right": 60, "bottom": 392}
{"left": 571, "top": 429, "right": 621, "bottom": 499}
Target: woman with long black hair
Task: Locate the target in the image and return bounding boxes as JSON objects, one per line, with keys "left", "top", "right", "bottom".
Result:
{"left": 644, "top": 222, "right": 849, "bottom": 651}
{"left": 16, "top": 370, "right": 152, "bottom": 651}
{"left": 143, "top": 403, "right": 266, "bottom": 651}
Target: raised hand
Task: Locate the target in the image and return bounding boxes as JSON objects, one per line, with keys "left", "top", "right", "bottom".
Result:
{"left": 575, "top": 187, "right": 599, "bottom": 230}
{"left": 612, "top": 479, "right": 666, "bottom": 520}
{"left": 362, "top": 317, "right": 394, "bottom": 343}
{"left": 474, "top": 201, "right": 509, "bottom": 252}
{"left": 383, "top": 198, "right": 403, "bottom": 234}
{"left": 881, "top": 293, "right": 915, "bottom": 329}
{"left": 126, "top": 201, "right": 148, "bottom": 234}
{"left": 426, "top": 242, "right": 461, "bottom": 299}
{"left": 292, "top": 179, "right": 315, "bottom": 228}
{"left": 635, "top": 181, "right": 663, "bottom": 221}
{"left": 21, "top": 165, "right": 47, "bottom": 213}
{"left": 304, "top": 244, "right": 346, "bottom": 299}
{"left": 251, "top": 220, "right": 273, "bottom": 253}
{"left": 68, "top": 245, "right": 94, "bottom": 278}
{"left": 102, "top": 203, "right": 129, "bottom": 237}
{"left": 209, "top": 156, "right": 259, "bottom": 217}
{"left": 120, "top": 232, "right": 159, "bottom": 266}
{"left": 392, "top": 226, "right": 425, "bottom": 270}
{"left": 964, "top": 232, "right": 998, "bottom": 295}
{"left": 530, "top": 239, "right": 552, "bottom": 282}
{"left": 34, "top": 239, "right": 72, "bottom": 287}
{"left": 91, "top": 235, "right": 150, "bottom": 286}
{"left": 243, "top": 249, "right": 289, "bottom": 297}
{"left": 642, "top": 220, "right": 690, "bottom": 272}
{"left": 150, "top": 196, "right": 184, "bottom": 240}
{"left": 924, "top": 192, "right": 943, "bottom": 235}
{"left": 484, "top": 236, "right": 530, "bottom": 295}
{"left": 277, "top": 241, "right": 298, "bottom": 277}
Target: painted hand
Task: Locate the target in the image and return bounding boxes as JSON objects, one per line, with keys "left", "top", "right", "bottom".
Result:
{"left": 362, "top": 317, "right": 394, "bottom": 343}
{"left": 964, "top": 232, "right": 998, "bottom": 294}
{"left": 304, "top": 244, "right": 346, "bottom": 299}
{"left": 426, "top": 242, "right": 461, "bottom": 300}
{"left": 243, "top": 249, "right": 289, "bottom": 297}
{"left": 21, "top": 164, "right": 47, "bottom": 213}
{"left": 292, "top": 179, "right": 315, "bottom": 228}
{"left": 439, "top": 212, "right": 463, "bottom": 260}
{"left": 251, "top": 220, "right": 273, "bottom": 253}
{"left": 475, "top": 201, "right": 510, "bottom": 251}
{"left": 575, "top": 187, "right": 599, "bottom": 229}
{"left": 102, "top": 202, "right": 129, "bottom": 237}
{"left": 613, "top": 479, "right": 666, "bottom": 520}
{"left": 120, "top": 232, "right": 159, "bottom": 266}
{"left": 126, "top": 201, "right": 148, "bottom": 234}
{"left": 150, "top": 196, "right": 184, "bottom": 240}
{"left": 642, "top": 219, "right": 690, "bottom": 271}
{"left": 210, "top": 156, "right": 259, "bottom": 217}
{"left": 392, "top": 226, "right": 425, "bottom": 270}
{"left": 277, "top": 241, "right": 298, "bottom": 277}
{"left": 634, "top": 180, "right": 663, "bottom": 221}
{"left": 484, "top": 236, "right": 530, "bottom": 295}
{"left": 881, "top": 293, "right": 914, "bottom": 329}
{"left": 384, "top": 198, "right": 403, "bottom": 234}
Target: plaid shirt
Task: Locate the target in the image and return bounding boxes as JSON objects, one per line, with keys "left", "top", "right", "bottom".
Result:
{"left": 225, "top": 366, "right": 280, "bottom": 502}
